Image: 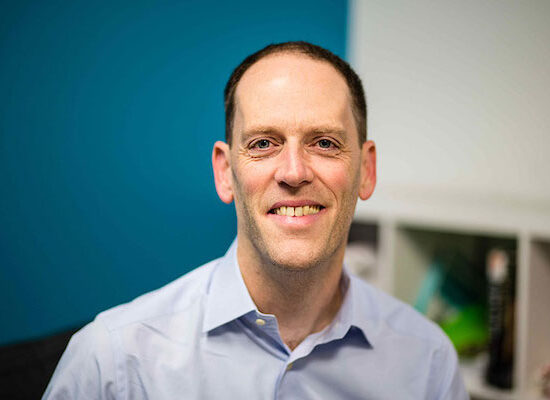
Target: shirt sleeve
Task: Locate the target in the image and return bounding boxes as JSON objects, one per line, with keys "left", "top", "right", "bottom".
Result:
{"left": 42, "top": 318, "right": 118, "bottom": 400}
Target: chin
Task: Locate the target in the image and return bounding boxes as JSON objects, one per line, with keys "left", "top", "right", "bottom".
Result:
{"left": 272, "top": 256, "right": 319, "bottom": 272}
{"left": 264, "top": 242, "right": 330, "bottom": 272}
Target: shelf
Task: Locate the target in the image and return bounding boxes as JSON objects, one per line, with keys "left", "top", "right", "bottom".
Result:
{"left": 354, "top": 184, "right": 550, "bottom": 240}
{"left": 461, "top": 354, "right": 520, "bottom": 400}
{"left": 523, "top": 239, "right": 550, "bottom": 397}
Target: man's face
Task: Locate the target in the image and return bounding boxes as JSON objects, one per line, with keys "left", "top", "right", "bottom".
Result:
{"left": 213, "top": 53, "right": 375, "bottom": 270}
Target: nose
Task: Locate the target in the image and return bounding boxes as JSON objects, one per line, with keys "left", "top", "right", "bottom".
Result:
{"left": 274, "top": 144, "right": 314, "bottom": 187}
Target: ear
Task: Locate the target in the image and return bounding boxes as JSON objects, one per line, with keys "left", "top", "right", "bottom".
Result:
{"left": 212, "top": 141, "right": 234, "bottom": 204}
{"left": 358, "top": 140, "right": 376, "bottom": 201}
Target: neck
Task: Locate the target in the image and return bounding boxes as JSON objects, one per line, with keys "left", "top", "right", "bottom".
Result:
{"left": 237, "top": 242, "right": 345, "bottom": 350}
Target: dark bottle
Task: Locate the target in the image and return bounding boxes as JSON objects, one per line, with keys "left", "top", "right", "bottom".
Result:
{"left": 485, "top": 249, "right": 515, "bottom": 389}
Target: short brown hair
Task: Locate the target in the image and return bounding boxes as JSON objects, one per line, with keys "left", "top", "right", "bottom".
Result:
{"left": 224, "top": 41, "right": 367, "bottom": 146}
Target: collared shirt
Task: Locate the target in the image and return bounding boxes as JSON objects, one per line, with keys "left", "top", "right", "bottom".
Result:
{"left": 44, "top": 239, "right": 468, "bottom": 399}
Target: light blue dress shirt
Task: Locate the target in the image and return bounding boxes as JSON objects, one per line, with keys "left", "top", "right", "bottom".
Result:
{"left": 44, "top": 240, "right": 468, "bottom": 399}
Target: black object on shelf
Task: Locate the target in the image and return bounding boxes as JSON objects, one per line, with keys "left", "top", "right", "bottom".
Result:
{"left": 485, "top": 248, "right": 515, "bottom": 390}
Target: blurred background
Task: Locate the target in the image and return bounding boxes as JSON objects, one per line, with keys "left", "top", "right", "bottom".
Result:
{"left": 1, "top": 1, "right": 549, "bottom": 399}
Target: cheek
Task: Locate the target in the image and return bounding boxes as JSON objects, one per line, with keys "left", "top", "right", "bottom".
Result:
{"left": 316, "top": 162, "right": 358, "bottom": 195}
{"left": 233, "top": 164, "right": 269, "bottom": 199}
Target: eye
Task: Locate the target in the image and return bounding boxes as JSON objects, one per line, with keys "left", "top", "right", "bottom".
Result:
{"left": 255, "top": 139, "right": 271, "bottom": 149}
{"left": 316, "top": 138, "right": 338, "bottom": 149}
{"left": 247, "top": 138, "right": 278, "bottom": 156}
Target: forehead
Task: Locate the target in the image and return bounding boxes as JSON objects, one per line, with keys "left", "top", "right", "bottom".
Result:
{"left": 234, "top": 53, "right": 355, "bottom": 136}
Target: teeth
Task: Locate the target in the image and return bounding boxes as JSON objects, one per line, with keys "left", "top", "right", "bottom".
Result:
{"left": 273, "top": 205, "right": 321, "bottom": 216}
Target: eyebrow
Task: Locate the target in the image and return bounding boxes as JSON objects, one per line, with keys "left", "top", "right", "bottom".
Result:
{"left": 239, "top": 127, "right": 278, "bottom": 144}
{"left": 309, "top": 126, "right": 346, "bottom": 137}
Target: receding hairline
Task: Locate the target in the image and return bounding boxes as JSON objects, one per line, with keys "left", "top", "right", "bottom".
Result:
{"left": 231, "top": 51, "right": 359, "bottom": 141}
{"left": 224, "top": 41, "right": 367, "bottom": 147}
{"left": 236, "top": 50, "right": 351, "bottom": 88}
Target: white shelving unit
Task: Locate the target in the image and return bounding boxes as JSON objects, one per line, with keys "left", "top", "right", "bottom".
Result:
{"left": 351, "top": 188, "right": 550, "bottom": 400}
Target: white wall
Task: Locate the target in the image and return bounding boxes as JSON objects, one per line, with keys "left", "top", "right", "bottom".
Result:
{"left": 349, "top": 0, "right": 550, "bottom": 212}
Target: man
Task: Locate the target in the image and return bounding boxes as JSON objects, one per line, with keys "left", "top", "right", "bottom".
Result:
{"left": 44, "top": 41, "right": 468, "bottom": 399}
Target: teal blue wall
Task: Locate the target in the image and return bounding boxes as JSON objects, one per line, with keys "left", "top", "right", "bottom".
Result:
{"left": 0, "top": 0, "right": 348, "bottom": 345}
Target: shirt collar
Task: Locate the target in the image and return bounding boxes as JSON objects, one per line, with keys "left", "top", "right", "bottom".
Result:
{"left": 202, "top": 238, "right": 257, "bottom": 333}
{"left": 343, "top": 267, "right": 377, "bottom": 347}
{"left": 202, "top": 238, "right": 377, "bottom": 348}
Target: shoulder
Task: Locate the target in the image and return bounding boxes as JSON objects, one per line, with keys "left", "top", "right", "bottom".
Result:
{"left": 97, "top": 257, "right": 221, "bottom": 331}
{"left": 351, "top": 276, "right": 468, "bottom": 399}
{"left": 43, "top": 257, "right": 223, "bottom": 399}
{"left": 352, "top": 276, "right": 449, "bottom": 347}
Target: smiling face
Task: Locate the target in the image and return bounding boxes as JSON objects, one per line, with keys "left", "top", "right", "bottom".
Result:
{"left": 213, "top": 53, "right": 376, "bottom": 271}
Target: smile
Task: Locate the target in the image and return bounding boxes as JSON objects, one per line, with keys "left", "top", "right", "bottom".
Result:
{"left": 269, "top": 205, "right": 323, "bottom": 217}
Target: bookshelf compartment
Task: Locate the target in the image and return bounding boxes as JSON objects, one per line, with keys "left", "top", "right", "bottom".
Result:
{"left": 345, "top": 221, "right": 380, "bottom": 287}
{"left": 393, "top": 226, "right": 516, "bottom": 309}
{"left": 393, "top": 225, "right": 522, "bottom": 396}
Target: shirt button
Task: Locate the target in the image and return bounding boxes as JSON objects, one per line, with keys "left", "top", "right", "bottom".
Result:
{"left": 255, "top": 318, "right": 266, "bottom": 326}
{"left": 286, "top": 363, "right": 293, "bottom": 371}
